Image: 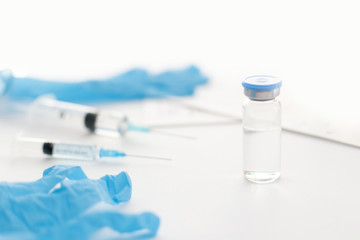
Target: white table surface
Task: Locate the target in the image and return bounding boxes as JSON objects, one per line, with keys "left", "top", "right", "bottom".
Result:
{"left": 1, "top": 96, "right": 360, "bottom": 240}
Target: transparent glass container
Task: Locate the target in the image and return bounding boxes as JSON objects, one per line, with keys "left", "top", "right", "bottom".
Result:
{"left": 242, "top": 76, "right": 282, "bottom": 183}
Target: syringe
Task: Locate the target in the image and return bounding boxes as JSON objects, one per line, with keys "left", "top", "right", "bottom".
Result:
{"left": 13, "top": 136, "right": 171, "bottom": 161}
{"left": 30, "top": 97, "right": 192, "bottom": 139}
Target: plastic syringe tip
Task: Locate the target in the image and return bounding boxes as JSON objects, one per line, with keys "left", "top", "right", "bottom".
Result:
{"left": 99, "top": 148, "right": 126, "bottom": 158}
{"left": 127, "top": 123, "right": 151, "bottom": 133}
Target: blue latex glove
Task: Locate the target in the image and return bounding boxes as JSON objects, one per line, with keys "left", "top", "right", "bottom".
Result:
{"left": 0, "top": 165, "right": 160, "bottom": 240}
{"left": 0, "top": 66, "right": 208, "bottom": 103}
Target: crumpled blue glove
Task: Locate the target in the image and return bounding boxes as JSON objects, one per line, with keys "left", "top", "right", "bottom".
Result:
{"left": 0, "top": 165, "right": 160, "bottom": 240}
{"left": 0, "top": 65, "right": 208, "bottom": 103}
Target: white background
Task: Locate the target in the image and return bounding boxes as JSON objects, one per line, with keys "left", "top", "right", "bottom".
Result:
{"left": 1, "top": 0, "right": 360, "bottom": 133}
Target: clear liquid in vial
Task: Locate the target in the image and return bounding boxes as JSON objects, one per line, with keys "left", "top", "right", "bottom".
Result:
{"left": 243, "top": 127, "right": 281, "bottom": 183}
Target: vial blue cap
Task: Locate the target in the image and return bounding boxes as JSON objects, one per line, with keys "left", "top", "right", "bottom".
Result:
{"left": 242, "top": 75, "right": 282, "bottom": 91}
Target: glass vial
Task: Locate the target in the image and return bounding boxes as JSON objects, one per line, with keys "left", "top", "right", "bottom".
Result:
{"left": 242, "top": 76, "right": 282, "bottom": 183}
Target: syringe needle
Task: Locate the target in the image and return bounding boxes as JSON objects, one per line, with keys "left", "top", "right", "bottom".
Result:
{"left": 99, "top": 148, "right": 171, "bottom": 161}
{"left": 149, "top": 129, "right": 196, "bottom": 140}
{"left": 125, "top": 153, "right": 172, "bottom": 161}
{"left": 127, "top": 123, "right": 195, "bottom": 140}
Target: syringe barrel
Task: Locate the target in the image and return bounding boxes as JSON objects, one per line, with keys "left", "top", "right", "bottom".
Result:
{"left": 12, "top": 137, "right": 99, "bottom": 161}
{"left": 29, "top": 98, "right": 97, "bottom": 129}
{"left": 85, "top": 111, "right": 129, "bottom": 137}
{"left": 32, "top": 97, "right": 97, "bottom": 115}
{"left": 12, "top": 136, "right": 50, "bottom": 158}
{"left": 30, "top": 98, "right": 129, "bottom": 137}
{"left": 50, "top": 142, "right": 98, "bottom": 161}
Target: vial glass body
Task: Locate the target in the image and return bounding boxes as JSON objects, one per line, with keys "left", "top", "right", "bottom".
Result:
{"left": 242, "top": 98, "right": 281, "bottom": 183}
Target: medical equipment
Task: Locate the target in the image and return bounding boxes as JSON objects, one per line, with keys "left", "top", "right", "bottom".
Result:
{"left": 0, "top": 66, "right": 208, "bottom": 102}
{"left": 0, "top": 165, "right": 160, "bottom": 239}
{"left": 13, "top": 136, "right": 171, "bottom": 161}
{"left": 30, "top": 97, "right": 193, "bottom": 139}
{"left": 242, "top": 76, "right": 282, "bottom": 183}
